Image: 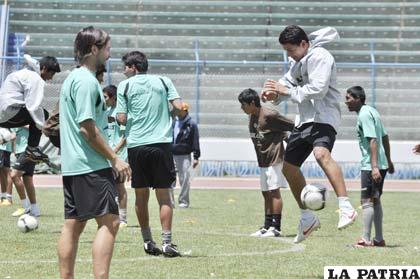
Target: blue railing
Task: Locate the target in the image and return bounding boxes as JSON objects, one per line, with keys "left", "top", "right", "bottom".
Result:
{"left": 3, "top": 51, "right": 420, "bottom": 125}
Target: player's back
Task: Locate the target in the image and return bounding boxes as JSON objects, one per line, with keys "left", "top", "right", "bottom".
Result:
{"left": 120, "top": 74, "right": 180, "bottom": 148}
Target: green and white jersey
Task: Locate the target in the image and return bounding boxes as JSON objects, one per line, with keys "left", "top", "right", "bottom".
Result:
{"left": 59, "top": 67, "right": 110, "bottom": 176}
{"left": 106, "top": 106, "right": 127, "bottom": 161}
{"left": 116, "top": 74, "right": 180, "bottom": 148}
{"left": 13, "top": 127, "right": 29, "bottom": 154}
{"left": 357, "top": 105, "right": 388, "bottom": 171}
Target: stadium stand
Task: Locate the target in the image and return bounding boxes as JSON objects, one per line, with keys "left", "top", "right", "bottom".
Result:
{"left": 8, "top": 0, "right": 420, "bottom": 139}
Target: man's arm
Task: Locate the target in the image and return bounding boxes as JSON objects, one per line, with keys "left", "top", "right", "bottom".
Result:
{"left": 382, "top": 134, "right": 394, "bottom": 174}
{"left": 79, "top": 119, "right": 131, "bottom": 182}
{"left": 116, "top": 113, "right": 127, "bottom": 126}
{"left": 114, "top": 136, "right": 126, "bottom": 154}
{"left": 369, "top": 137, "right": 382, "bottom": 182}
{"left": 24, "top": 75, "right": 46, "bottom": 129}
{"left": 265, "top": 112, "right": 295, "bottom": 133}
{"left": 170, "top": 98, "right": 183, "bottom": 116}
{"left": 262, "top": 54, "right": 333, "bottom": 104}
{"left": 191, "top": 122, "right": 200, "bottom": 168}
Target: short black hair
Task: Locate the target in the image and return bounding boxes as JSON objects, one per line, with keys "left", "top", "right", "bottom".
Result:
{"left": 346, "top": 86, "right": 366, "bottom": 104}
{"left": 39, "top": 56, "right": 61, "bottom": 73}
{"left": 103, "top": 85, "right": 117, "bottom": 98}
{"left": 122, "top": 51, "right": 148, "bottom": 73}
{"left": 279, "top": 25, "right": 309, "bottom": 46}
{"left": 238, "top": 88, "right": 261, "bottom": 107}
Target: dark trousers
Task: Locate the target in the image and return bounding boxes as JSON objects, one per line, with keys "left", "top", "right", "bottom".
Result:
{"left": 0, "top": 107, "right": 49, "bottom": 147}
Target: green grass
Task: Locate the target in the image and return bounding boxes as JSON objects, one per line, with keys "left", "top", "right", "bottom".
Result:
{"left": 1, "top": 188, "right": 420, "bottom": 278}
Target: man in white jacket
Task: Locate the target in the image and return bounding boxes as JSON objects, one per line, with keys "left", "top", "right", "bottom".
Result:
{"left": 262, "top": 25, "right": 357, "bottom": 243}
{"left": 0, "top": 55, "right": 60, "bottom": 164}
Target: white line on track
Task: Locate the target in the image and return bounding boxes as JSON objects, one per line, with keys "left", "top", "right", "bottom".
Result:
{"left": 0, "top": 232, "right": 304, "bottom": 265}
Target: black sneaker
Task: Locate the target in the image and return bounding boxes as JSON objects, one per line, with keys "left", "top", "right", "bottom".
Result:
{"left": 144, "top": 240, "right": 162, "bottom": 256}
{"left": 162, "top": 243, "right": 181, "bottom": 257}
{"left": 24, "top": 146, "right": 50, "bottom": 164}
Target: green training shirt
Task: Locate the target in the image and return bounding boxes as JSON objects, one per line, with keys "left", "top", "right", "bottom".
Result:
{"left": 13, "top": 127, "right": 29, "bottom": 154}
{"left": 59, "top": 67, "right": 110, "bottom": 175}
{"left": 116, "top": 74, "right": 180, "bottom": 148}
{"left": 357, "top": 105, "right": 388, "bottom": 171}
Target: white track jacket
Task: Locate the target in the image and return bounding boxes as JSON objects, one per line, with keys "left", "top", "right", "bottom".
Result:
{"left": 278, "top": 27, "right": 341, "bottom": 132}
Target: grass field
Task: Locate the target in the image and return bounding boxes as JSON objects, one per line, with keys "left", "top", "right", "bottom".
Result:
{"left": 1, "top": 187, "right": 420, "bottom": 279}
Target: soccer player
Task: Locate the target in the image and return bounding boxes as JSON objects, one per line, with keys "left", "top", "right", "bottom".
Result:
{"left": 345, "top": 86, "right": 394, "bottom": 247}
{"left": 10, "top": 127, "right": 40, "bottom": 217}
{"left": 0, "top": 55, "right": 60, "bottom": 164}
{"left": 0, "top": 128, "right": 15, "bottom": 206}
{"left": 238, "top": 88, "right": 294, "bottom": 237}
{"left": 103, "top": 85, "right": 128, "bottom": 227}
{"left": 261, "top": 25, "right": 357, "bottom": 243}
{"left": 171, "top": 102, "right": 200, "bottom": 208}
{"left": 57, "top": 26, "right": 131, "bottom": 279}
{"left": 116, "top": 51, "right": 183, "bottom": 257}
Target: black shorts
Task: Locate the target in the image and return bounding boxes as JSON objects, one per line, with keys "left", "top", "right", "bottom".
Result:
{"left": 361, "top": 169, "right": 387, "bottom": 200}
{"left": 128, "top": 143, "right": 176, "bottom": 189}
{"left": 63, "top": 168, "right": 119, "bottom": 221}
{"left": 284, "top": 123, "right": 337, "bottom": 167}
{"left": 12, "top": 153, "right": 36, "bottom": 176}
{"left": 0, "top": 150, "right": 11, "bottom": 168}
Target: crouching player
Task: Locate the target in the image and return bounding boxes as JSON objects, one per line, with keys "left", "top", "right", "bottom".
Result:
{"left": 238, "top": 88, "right": 294, "bottom": 237}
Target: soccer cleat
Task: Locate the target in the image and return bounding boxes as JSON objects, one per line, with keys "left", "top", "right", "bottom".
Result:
{"left": 294, "top": 212, "right": 321, "bottom": 244}
{"left": 250, "top": 227, "right": 268, "bottom": 237}
{"left": 337, "top": 208, "right": 358, "bottom": 230}
{"left": 119, "top": 221, "right": 128, "bottom": 229}
{"left": 373, "top": 239, "right": 386, "bottom": 247}
{"left": 261, "top": 227, "right": 282, "bottom": 238}
{"left": 0, "top": 199, "right": 12, "bottom": 207}
{"left": 354, "top": 238, "right": 373, "bottom": 248}
{"left": 144, "top": 241, "right": 162, "bottom": 256}
{"left": 12, "top": 207, "right": 30, "bottom": 217}
{"left": 162, "top": 243, "right": 181, "bottom": 257}
{"left": 178, "top": 203, "right": 189, "bottom": 208}
{"left": 24, "top": 146, "right": 50, "bottom": 164}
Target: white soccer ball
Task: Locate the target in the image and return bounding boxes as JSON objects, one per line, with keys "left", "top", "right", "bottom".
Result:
{"left": 301, "top": 184, "right": 328, "bottom": 211}
{"left": 17, "top": 214, "right": 38, "bottom": 233}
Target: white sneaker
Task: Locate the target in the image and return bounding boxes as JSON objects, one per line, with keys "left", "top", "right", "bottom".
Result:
{"left": 179, "top": 203, "right": 189, "bottom": 208}
{"left": 250, "top": 227, "right": 268, "bottom": 237}
{"left": 337, "top": 208, "right": 357, "bottom": 230}
{"left": 294, "top": 212, "right": 321, "bottom": 244}
{"left": 261, "top": 227, "right": 282, "bottom": 237}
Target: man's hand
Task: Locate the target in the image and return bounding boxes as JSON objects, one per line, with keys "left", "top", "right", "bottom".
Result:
{"left": 371, "top": 167, "right": 382, "bottom": 183}
{"left": 413, "top": 144, "right": 420, "bottom": 155}
{"left": 387, "top": 161, "right": 395, "bottom": 174}
{"left": 192, "top": 159, "right": 199, "bottom": 168}
{"left": 111, "top": 157, "right": 131, "bottom": 183}
{"left": 261, "top": 79, "right": 288, "bottom": 102}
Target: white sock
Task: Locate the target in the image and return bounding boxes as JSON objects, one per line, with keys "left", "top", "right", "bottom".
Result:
{"left": 338, "top": 197, "right": 353, "bottom": 211}
{"left": 300, "top": 209, "right": 312, "bottom": 217}
{"left": 6, "top": 193, "right": 12, "bottom": 201}
{"left": 31, "top": 203, "right": 40, "bottom": 215}
{"left": 0, "top": 192, "right": 5, "bottom": 199}
{"left": 119, "top": 208, "right": 127, "bottom": 223}
{"left": 21, "top": 198, "right": 30, "bottom": 209}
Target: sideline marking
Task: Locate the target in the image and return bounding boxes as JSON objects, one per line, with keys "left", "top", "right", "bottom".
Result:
{"left": 0, "top": 232, "right": 304, "bottom": 265}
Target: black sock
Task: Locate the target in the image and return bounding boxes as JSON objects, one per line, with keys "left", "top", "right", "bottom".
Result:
{"left": 272, "top": 214, "right": 282, "bottom": 231}
{"left": 264, "top": 214, "right": 273, "bottom": 229}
